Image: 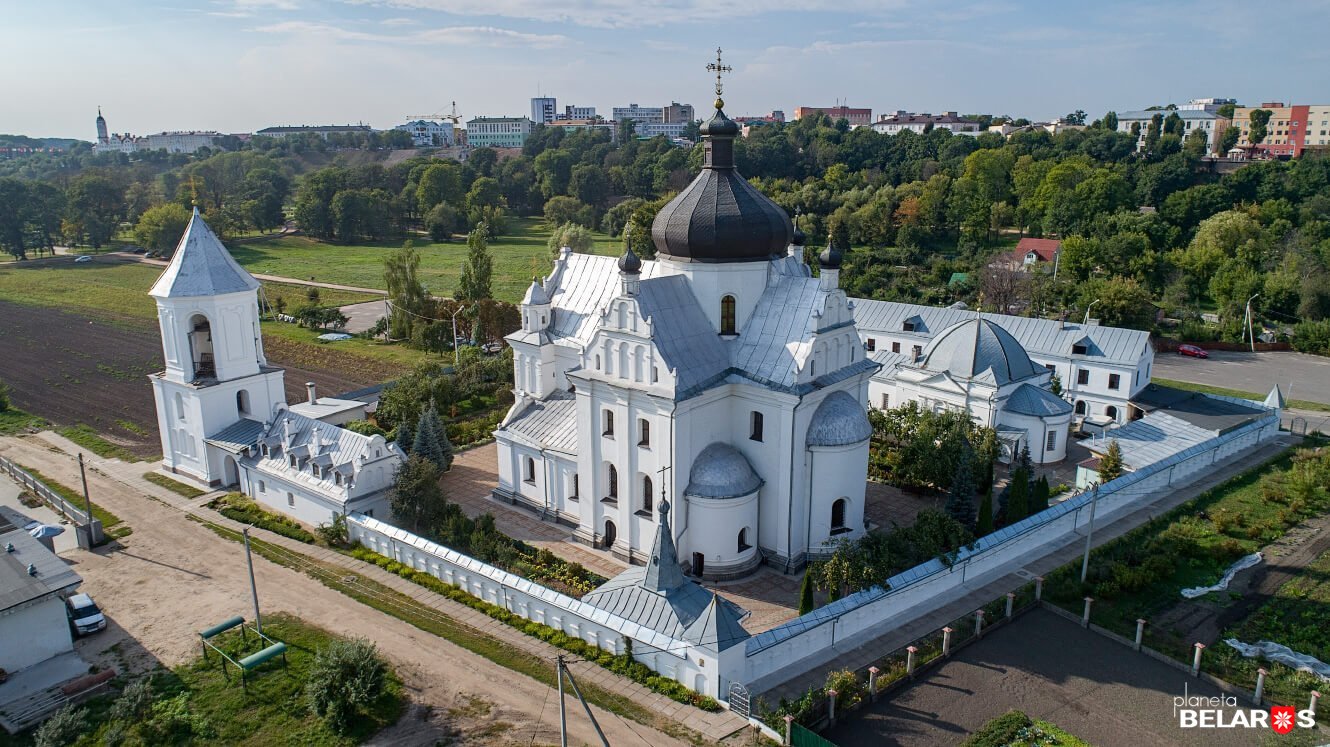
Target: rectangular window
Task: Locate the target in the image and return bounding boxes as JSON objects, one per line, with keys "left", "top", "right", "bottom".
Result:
{"left": 912, "top": 345, "right": 922, "bottom": 359}
{"left": 1072, "top": 343, "right": 1088, "bottom": 355}
{"left": 891, "top": 341, "right": 901, "bottom": 354}
{"left": 902, "top": 321, "right": 916, "bottom": 332}
{"left": 603, "top": 410, "right": 614, "bottom": 436}
{"left": 287, "top": 492, "right": 295, "bottom": 507}
{"left": 258, "top": 480, "right": 265, "bottom": 493}
{"left": 571, "top": 474, "right": 579, "bottom": 500}
{"left": 881, "top": 393, "right": 890, "bottom": 410}
{"left": 750, "top": 411, "right": 764, "bottom": 441}
{"left": 1109, "top": 373, "right": 1121, "bottom": 390}
{"left": 638, "top": 419, "right": 650, "bottom": 447}
{"left": 1077, "top": 369, "right": 1089, "bottom": 386}
{"left": 865, "top": 338, "right": 876, "bottom": 351}
{"left": 289, "top": 455, "right": 297, "bottom": 468}
{"left": 1046, "top": 431, "right": 1057, "bottom": 452}
{"left": 1045, "top": 364, "right": 1056, "bottom": 373}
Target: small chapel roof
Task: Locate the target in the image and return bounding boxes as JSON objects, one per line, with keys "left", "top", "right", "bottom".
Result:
{"left": 684, "top": 443, "right": 763, "bottom": 499}
{"left": 521, "top": 279, "right": 550, "bottom": 306}
{"left": 149, "top": 208, "right": 260, "bottom": 298}
{"left": 917, "top": 318, "right": 1041, "bottom": 386}
{"left": 1004, "top": 383, "right": 1074, "bottom": 418}
{"left": 806, "top": 391, "right": 873, "bottom": 447}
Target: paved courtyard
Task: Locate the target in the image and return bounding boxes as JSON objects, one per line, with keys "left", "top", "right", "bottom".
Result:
{"left": 825, "top": 607, "right": 1314, "bottom": 747}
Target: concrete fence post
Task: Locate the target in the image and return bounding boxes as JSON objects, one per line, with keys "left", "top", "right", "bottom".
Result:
{"left": 1134, "top": 619, "right": 1146, "bottom": 651}
{"left": 906, "top": 646, "right": 918, "bottom": 676}
{"left": 1082, "top": 597, "right": 1093, "bottom": 628}
{"left": 1310, "top": 691, "right": 1320, "bottom": 717}
{"left": 867, "top": 666, "right": 880, "bottom": 699}
{"left": 1035, "top": 576, "right": 1044, "bottom": 601}
{"left": 974, "top": 609, "right": 985, "bottom": 638}
{"left": 827, "top": 689, "right": 838, "bottom": 728}
{"left": 1005, "top": 592, "right": 1015, "bottom": 619}
{"left": 783, "top": 715, "right": 793, "bottom": 746}
{"left": 1254, "top": 668, "right": 1267, "bottom": 705}
{"left": 942, "top": 627, "right": 953, "bottom": 656}
{"left": 1192, "top": 643, "right": 1205, "bottom": 676}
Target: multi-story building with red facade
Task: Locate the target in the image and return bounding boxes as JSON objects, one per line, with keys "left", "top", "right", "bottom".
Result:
{"left": 1230, "top": 102, "right": 1330, "bottom": 157}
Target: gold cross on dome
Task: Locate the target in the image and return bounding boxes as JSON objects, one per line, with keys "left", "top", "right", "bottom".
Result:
{"left": 706, "top": 47, "right": 732, "bottom": 100}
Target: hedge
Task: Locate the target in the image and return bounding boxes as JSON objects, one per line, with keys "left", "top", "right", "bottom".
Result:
{"left": 349, "top": 546, "right": 720, "bottom": 711}
{"left": 210, "top": 494, "right": 317, "bottom": 544}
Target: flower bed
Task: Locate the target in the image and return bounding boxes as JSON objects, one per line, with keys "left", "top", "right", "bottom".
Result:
{"left": 209, "top": 493, "right": 316, "bottom": 544}
{"left": 349, "top": 545, "right": 720, "bottom": 712}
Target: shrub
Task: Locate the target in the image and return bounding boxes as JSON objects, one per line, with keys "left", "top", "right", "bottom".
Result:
{"left": 142, "top": 693, "right": 214, "bottom": 743}
{"left": 34, "top": 705, "right": 86, "bottom": 747}
{"left": 109, "top": 677, "right": 153, "bottom": 723}
{"left": 961, "top": 710, "right": 1033, "bottom": 747}
{"left": 824, "top": 669, "right": 865, "bottom": 712}
{"left": 316, "top": 513, "right": 349, "bottom": 548}
{"left": 305, "top": 638, "right": 389, "bottom": 734}
{"left": 209, "top": 493, "right": 316, "bottom": 544}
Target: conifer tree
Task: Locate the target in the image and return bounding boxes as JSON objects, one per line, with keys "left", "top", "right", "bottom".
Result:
{"left": 1098, "top": 439, "right": 1124, "bottom": 482}
{"left": 1007, "top": 466, "right": 1030, "bottom": 523}
{"left": 1033, "top": 475, "right": 1051, "bottom": 513}
{"left": 976, "top": 484, "right": 995, "bottom": 536}
{"left": 944, "top": 446, "right": 977, "bottom": 529}
{"left": 394, "top": 420, "right": 412, "bottom": 455}
{"left": 412, "top": 403, "right": 450, "bottom": 472}
{"left": 797, "top": 570, "right": 815, "bottom": 615}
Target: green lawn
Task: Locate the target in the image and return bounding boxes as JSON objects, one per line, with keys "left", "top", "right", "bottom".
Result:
{"left": 3, "top": 614, "right": 404, "bottom": 747}
{"left": 224, "top": 217, "right": 620, "bottom": 302}
{"left": 1152, "top": 377, "right": 1330, "bottom": 413}
{"left": 0, "top": 407, "right": 46, "bottom": 435}
{"left": 143, "top": 471, "right": 207, "bottom": 499}
{"left": 58, "top": 424, "right": 141, "bottom": 462}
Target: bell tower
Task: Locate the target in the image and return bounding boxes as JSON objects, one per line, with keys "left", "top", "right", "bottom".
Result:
{"left": 149, "top": 209, "right": 287, "bottom": 486}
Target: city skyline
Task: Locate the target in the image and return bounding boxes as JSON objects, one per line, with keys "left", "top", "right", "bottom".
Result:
{"left": 5, "top": 0, "right": 1330, "bottom": 140}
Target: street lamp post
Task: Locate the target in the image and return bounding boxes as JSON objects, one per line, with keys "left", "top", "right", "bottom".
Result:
{"left": 1083, "top": 299, "right": 1100, "bottom": 326}
{"left": 451, "top": 304, "right": 470, "bottom": 367}
{"left": 1080, "top": 484, "right": 1100, "bottom": 584}
{"left": 1245, "top": 293, "right": 1261, "bottom": 353}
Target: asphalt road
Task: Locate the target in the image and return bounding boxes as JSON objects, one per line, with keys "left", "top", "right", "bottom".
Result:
{"left": 1152, "top": 349, "right": 1330, "bottom": 406}
{"left": 825, "top": 607, "right": 1311, "bottom": 747}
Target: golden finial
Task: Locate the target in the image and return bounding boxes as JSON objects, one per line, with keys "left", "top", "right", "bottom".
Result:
{"left": 706, "top": 47, "right": 732, "bottom": 110}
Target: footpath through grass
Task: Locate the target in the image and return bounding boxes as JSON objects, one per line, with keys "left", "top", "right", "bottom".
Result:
{"left": 1153, "top": 377, "right": 1330, "bottom": 413}
{"left": 16, "top": 464, "right": 131, "bottom": 539}
{"left": 1, "top": 614, "right": 403, "bottom": 747}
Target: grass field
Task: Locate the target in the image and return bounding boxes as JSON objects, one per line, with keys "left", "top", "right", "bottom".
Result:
{"left": 0, "top": 407, "right": 46, "bottom": 435}
{"left": 1153, "top": 377, "right": 1330, "bottom": 413}
{"left": 0, "top": 614, "right": 404, "bottom": 747}
{"left": 224, "top": 217, "right": 620, "bottom": 302}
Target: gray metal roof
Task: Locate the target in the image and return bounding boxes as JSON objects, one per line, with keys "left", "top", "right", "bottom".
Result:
{"left": 1004, "top": 383, "right": 1073, "bottom": 417}
{"left": 637, "top": 276, "right": 730, "bottom": 396}
{"left": 919, "top": 318, "right": 1041, "bottom": 386}
{"left": 204, "top": 418, "right": 266, "bottom": 454}
{"left": 728, "top": 263, "right": 826, "bottom": 391}
{"left": 1117, "top": 109, "right": 1219, "bottom": 121}
{"left": 245, "top": 408, "right": 402, "bottom": 493}
{"left": 521, "top": 279, "right": 550, "bottom": 306}
{"left": 504, "top": 391, "right": 578, "bottom": 455}
{"left": 806, "top": 391, "right": 873, "bottom": 447}
{"left": 149, "top": 208, "right": 260, "bottom": 298}
{"left": 1078, "top": 411, "right": 1216, "bottom": 470}
{"left": 0, "top": 506, "right": 81, "bottom": 613}
{"left": 1131, "top": 385, "right": 1267, "bottom": 435}
{"left": 684, "top": 443, "right": 763, "bottom": 499}
{"left": 545, "top": 254, "right": 663, "bottom": 348}
{"left": 853, "top": 299, "right": 1151, "bottom": 368}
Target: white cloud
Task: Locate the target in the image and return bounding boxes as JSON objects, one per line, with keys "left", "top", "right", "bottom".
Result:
{"left": 379, "top": 16, "right": 418, "bottom": 25}
{"left": 253, "top": 20, "right": 569, "bottom": 47}
{"left": 235, "top": 0, "right": 300, "bottom": 8}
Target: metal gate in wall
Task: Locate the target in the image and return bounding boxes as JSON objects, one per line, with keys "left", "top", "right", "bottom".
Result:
{"left": 727, "top": 682, "right": 750, "bottom": 719}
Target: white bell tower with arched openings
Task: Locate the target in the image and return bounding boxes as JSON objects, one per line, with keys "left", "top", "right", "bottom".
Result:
{"left": 149, "top": 209, "right": 286, "bottom": 486}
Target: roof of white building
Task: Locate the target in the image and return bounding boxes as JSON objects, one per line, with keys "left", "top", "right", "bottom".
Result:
{"left": 582, "top": 501, "right": 749, "bottom": 650}
{"left": 806, "top": 391, "right": 874, "bottom": 447}
{"left": 1078, "top": 411, "right": 1218, "bottom": 470}
{"left": 853, "top": 299, "right": 1151, "bottom": 367}
{"left": 684, "top": 443, "right": 764, "bottom": 499}
{"left": 637, "top": 275, "right": 731, "bottom": 395}
{"left": 1005, "top": 383, "right": 1074, "bottom": 417}
{"left": 244, "top": 408, "right": 401, "bottom": 496}
{"left": 918, "top": 318, "right": 1042, "bottom": 386}
{"left": 149, "top": 208, "right": 260, "bottom": 299}
{"left": 1117, "top": 109, "right": 1220, "bottom": 121}
{"left": 288, "top": 397, "right": 366, "bottom": 422}
{"left": 503, "top": 391, "right": 578, "bottom": 455}
{"left": 0, "top": 506, "right": 82, "bottom": 613}
{"left": 521, "top": 279, "right": 550, "bottom": 306}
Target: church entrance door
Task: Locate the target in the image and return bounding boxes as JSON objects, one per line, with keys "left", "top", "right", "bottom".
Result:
{"left": 603, "top": 520, "right": 617, "bottom": 550}
{"left": 223, "top": 455, "right": 239, "bottom": 487}
{"left": 692, "top": 552, "right": 705, "bottom": 577}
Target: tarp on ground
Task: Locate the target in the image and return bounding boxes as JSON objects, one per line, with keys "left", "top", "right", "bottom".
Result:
{"left": 1181, "top": 552, "right": 1262, "bottom": 598}
{"left": 1225, "top": 638, "right": 1330, "bottom": 682}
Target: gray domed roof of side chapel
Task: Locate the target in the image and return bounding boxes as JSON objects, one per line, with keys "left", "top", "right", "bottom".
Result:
{"left": 685, "top": 442, "right": 763, "bottom": 499}
{"left": 919, "top": 318, "right": 1042, "bottom": 385}
{"left": 807, "top": 391, "right": 873, "bottom": 447}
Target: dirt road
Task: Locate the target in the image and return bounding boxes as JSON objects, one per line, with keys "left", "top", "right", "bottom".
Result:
{"left": 0, "top": 435, "right": 686, "bottom": 746}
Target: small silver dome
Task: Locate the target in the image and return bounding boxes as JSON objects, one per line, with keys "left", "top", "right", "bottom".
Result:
{"left": 806, "top": 391, "right": 872, "bottom": 447}
{"left": 685, "top": 442, "right": 763, "bottom": 499}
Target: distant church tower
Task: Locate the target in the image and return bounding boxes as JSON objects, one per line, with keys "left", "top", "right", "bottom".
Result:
{"left": 149, "top": 209, "right": 286, "bottom": 486}
{"left": 95, "top": 108, "right": 109, "bottom": 145}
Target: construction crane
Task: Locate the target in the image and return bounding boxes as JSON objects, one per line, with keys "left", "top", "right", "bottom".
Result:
{"left": 407, "top": 101, "right": 462, "bottom": 125}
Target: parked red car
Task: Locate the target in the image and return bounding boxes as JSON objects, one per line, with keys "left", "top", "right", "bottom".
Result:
{"left": 1178, "top": 344, "right": 1209, "bottom": 358}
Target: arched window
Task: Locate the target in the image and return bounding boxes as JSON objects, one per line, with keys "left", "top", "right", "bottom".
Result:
{"left": 720, "top": 295, "right": 736, "bottom": 335}
{"left": 1074, "top": 400, "right": 1087, "bottom": 415}
{"left": 1105, "top": 405, "right": 1119, "bottom": 421}
{"left": 175, "top": 392, "right": 186, "bottom": 421}
{"left": 638, "top": 419, "right": 650, "bottom": 447}
{"left": 608, "top": 464, "right": 618, "bottom": 499}
{"left": 236, "top": 390, "right": 251, "bottom": 417}
{"left": 737, "top": 527, "right": 751, "bottom": 552}
{"left": 187, "top": 314, "right": 215, "bottom": 378}
{"left": 831, "top": 498, "right": 848, "bottom": 533}
{"left": 642, "top": 476, "right": 653, "bottom": 513}
{"left": 525, "top": 457, "right": 536, "bottom": 483}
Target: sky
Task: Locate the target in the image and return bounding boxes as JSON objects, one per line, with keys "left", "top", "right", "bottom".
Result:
{"left": 5, "top": 0, "right": 1330, "bottom": 140}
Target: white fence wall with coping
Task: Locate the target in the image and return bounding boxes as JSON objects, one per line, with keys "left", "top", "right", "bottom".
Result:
{"left": 345, "top": 514, "right": 728, "bottom": 698}
{"left": 0, "top": 454, "right": 91, "bottom": 525}
{"left": 742, "top": 405, "right": 1281, "bottom": 688}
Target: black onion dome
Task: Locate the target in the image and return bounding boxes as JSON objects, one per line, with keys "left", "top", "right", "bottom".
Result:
{"left": 651, "top": 105, "right": 792, "bottom": 263}
{"left": 617, "top": 246, "right": 642, "bottom": 274}
{"left": 819, "top": 243, "right": 843, "bottom": 269}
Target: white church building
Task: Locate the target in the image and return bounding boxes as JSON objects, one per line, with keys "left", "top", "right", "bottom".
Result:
{"left": 149, "top": 209, "right": 403, "bottom": 525}
{"left": 494, "top": 99, "right": 879, "bottom": 579}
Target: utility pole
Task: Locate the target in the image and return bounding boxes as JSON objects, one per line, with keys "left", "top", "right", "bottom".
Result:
{"left": 561, "top": 657, "right": 610, "bottom": 747}
{"left": 77, "top": 453, "right": 95, "bottom": 547}
{"left": 556, "top": 655, "right": 568, "bottom": 747}
{"left": 1080, "top": 484, "right": 1100, "bottom": 583}
{"left": 242, "top": 526, "right": 263, "bottom": 635}
{"left": 451, "top": 304, "right": 470, "bottom": 367}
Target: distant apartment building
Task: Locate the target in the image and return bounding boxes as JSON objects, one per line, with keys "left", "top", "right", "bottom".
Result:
{"left": 564, "top": 104, "right": 597, "bottom": 119}
{"left": 253, "top": 124, "right": 373, "bottom": 140}
{"left": 637, "top": 122, "right": 687, "bottom": 139}
{"left": 613, "top": 104, "right": 664, "bottom": 125}
{"left": 663, "top": 102, "right": 695, "bottom": 124}
{"left": 465, "top": 116, "right": 533, "bottom": 148}
{"left": 870, "top": 111, "right": 982, "bottom": 136}
{"left": 1177, "top": 97, "right": 1236, "bottom": 113}
{"left": 1231, "top": 103, "right": 1330, "bottom": 157}
{"left": 793, "top": 106, "right": 872, "bottom": 127}
{"left": 93, "top": 108, "right": 218, "bottom": 154}
{"left": 531, "top": 97, "right": 557, "bottom": 125}
{"left": 393, "top": 119, "right": 456, "bottom": 147}
{"left": 1115, "top": 109, "right": 1228, "bottom": 155}
{"left": 735, "top": 111, "right": 786, "bottom": 125}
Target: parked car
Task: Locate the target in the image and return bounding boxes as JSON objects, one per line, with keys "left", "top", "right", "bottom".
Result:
{"left": 1178, "top": 344, "right": 1209, "bottom": 359}
{"left": 130, "top": 247, "right": 147, "bottom": 255}
{"left": 66, "top": 593, "right": 106, "bottom": 636}
{"left": 73, "top": 255, "right": 93, "bottom": 263}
